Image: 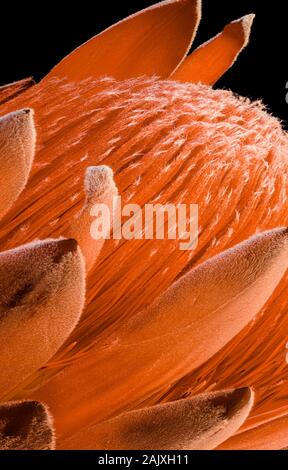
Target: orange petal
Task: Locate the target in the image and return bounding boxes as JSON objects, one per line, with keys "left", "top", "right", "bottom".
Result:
{"left": 45, "top": 0, "right": 201, "bottom": 82}
{"left": 172, "top": 14, "right": 255, "bottom": 85}
{"left": 0, "top": 78, "right": 34, "bottom": 106}
{"left": 61, "top": 388, "right": 253, "bottom": 450}
{"left": 0, "top": 238, "right": 85, "bottom": 399}
{"left": 66, "top": 166, "right": 118, "bottom": 272}
{"left": 0, "top": 400, "right": 55, "bottom": 450}
{"left": 218, "top": 415, "right": 288, "bottom": 450}
{"left": 0, "top": 108, "right": 36, "bottom": 220}
{"left": 32, "top": 229, "right": 288, "bottom": 439}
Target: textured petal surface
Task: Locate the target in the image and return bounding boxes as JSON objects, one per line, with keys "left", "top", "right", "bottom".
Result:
{"left": 218, "top": 415, "right": 288, "bottom": 450}
{"left": 0, "top": 400, "right": 54, "bottom": 450}
{"left": 172, "top": 15, "right": 254, "bottom": 85}
{"left": 62, "top": 388, "right": 253, "bottom": 450}
{"left": 0, "top": 78, "right": 287, "bottom": 435}
{"left": 0, "top": 78, "right": 34, "bottom": 106}
{"left": 45, "top": 0, "right": 201, "bottom": 82}
{"left": 0, "top": 238, "right": 85, "bottom": 399}
{"left": 0, "top": 109, "right": 36, "bottom": 220}
{"left": 32, "top": 229, "right": 288, "bottom": 440}
{"left": 66, "top": 166, "right": 118, "bottom": 272}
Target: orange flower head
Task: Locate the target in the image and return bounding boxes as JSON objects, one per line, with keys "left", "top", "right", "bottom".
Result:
{"left": 0, "top": 0, "right": 287, "bottom": 451}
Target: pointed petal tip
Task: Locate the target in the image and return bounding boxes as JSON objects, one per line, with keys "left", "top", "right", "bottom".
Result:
{"left": 0, "top": 238, "right": 85, "bottom": 398}
{"left": 171, "top": 11, "right": 254, "bottom": 85}
{"left": 238, "top": 13, "right": 256, "bottom": 26}
{"left": 0, "top": 107, "right": 35, "bottom": 150}
{"left": 60, "top": 387, "right": 254, "bottom": 450}
{"left": 85, "top": 165, "right": 117, "bottom": 199}
{"left": 21, "top": 107, "right": 34, "bottom": 118}
{"left": 18, "top": 237, "right": 81, "bottom": 259}
{"left": 226, "top": 387, "right": 254, "bottom": 418}
{"left": 254, "top": 226, "right": 288, "bottom": 249}
{"left": 56, "top": 237, "right": 79, "bottom": 255}
{"left": 1, "top": 107, "right": 34, "bottom": 121}
{"left": 66, "top": 166, "right": 118, "bottom": 271}
{"left": 0, "top": 107, "right": 36, "bottom": 219}
{"left": 51, "top": 237, "right": 83, "bottom": 265}
{"left": 228, "top": 13, "right": 255, "bottom": 46}
{"left": 18, "top": 107, "right": 34, "bottom": 116}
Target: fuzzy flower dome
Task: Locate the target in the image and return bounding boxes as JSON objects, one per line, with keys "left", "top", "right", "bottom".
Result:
{"left": 0, "top": 0, "right": 287, "bottom": 450}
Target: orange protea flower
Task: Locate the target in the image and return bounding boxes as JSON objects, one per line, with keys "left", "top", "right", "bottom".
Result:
{"left": 0, "top": 0, "right": 288, "bottom": 450}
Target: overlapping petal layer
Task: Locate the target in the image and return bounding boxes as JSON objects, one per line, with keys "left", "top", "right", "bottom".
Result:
{"left": 30, "top": 229, "right": 287, "bottom": 441}
{"left": 61, "top": 388, "right": 253, "bottom": 450}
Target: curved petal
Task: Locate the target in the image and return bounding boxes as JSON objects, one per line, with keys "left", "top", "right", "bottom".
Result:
{"left": 32, "top": 229, "right": 288, "bottom": 439}
{"left": 61, "top": 388, "right": 253, "bottom": 450}
{"left": 0, "top": 109, "right": 36, "bottom": 220}
{"left": 0, "top": 400, "right": 55, "bottom": 450}
{"left": 44, "top": 0, "right": 201, "bottom": 82}
{"left": 218, "top": 415, "right": 288, "bottom": 450}
{"left": 0, "top": 238, "right": 85, "bottom": 399}
{"left": 172, "top": 14, "right": 255, "bottom": 85}
{"left": 0, "top": 78, "right": 34, "bottom": 106}
{"left": 122, "top": 228, "right": 288, "bottom": 346}
{"left": 66, "top": 166, "right": 118, "bottom": 272}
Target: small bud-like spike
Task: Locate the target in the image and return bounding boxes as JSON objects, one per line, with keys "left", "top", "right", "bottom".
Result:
{"left": 172, "top": 14, "right": 255, "bottom": 85}
{"left": 0, "top": 401, "right": 55, "bottom": 450}
{"left": 61, "top": 388, "right": 254, "bottom": 450}
{"left": 66, "top": 166, "right": 118, "bottom": 272}
{"left": 0, "top": 108, "right": 36, "bottom": 220}
{"left": 0, "top": 238, "right": 85, "bottom": 398}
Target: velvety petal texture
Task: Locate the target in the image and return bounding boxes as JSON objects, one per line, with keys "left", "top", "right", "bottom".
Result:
{"left": 62, "top": 388, "right": 254, "bottom": 450}
{"left": 45, "top": 0, "right": 201, "bottom": 82}
{"left": 172, "top": 14, "right": 255, "bottom": 85}
{"left": 0, "top": 238, "right": 85, "bottom": 399}
{"left": 0, "top": 109, "right": 36, "bottom": 220}
{"left": 0, "top": 400, "right": 54, "bottom": 450}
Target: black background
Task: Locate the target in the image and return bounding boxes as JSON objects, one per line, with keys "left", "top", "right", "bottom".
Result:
{"left": 0, "top": 1, "right": 287, "bottom": 127}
